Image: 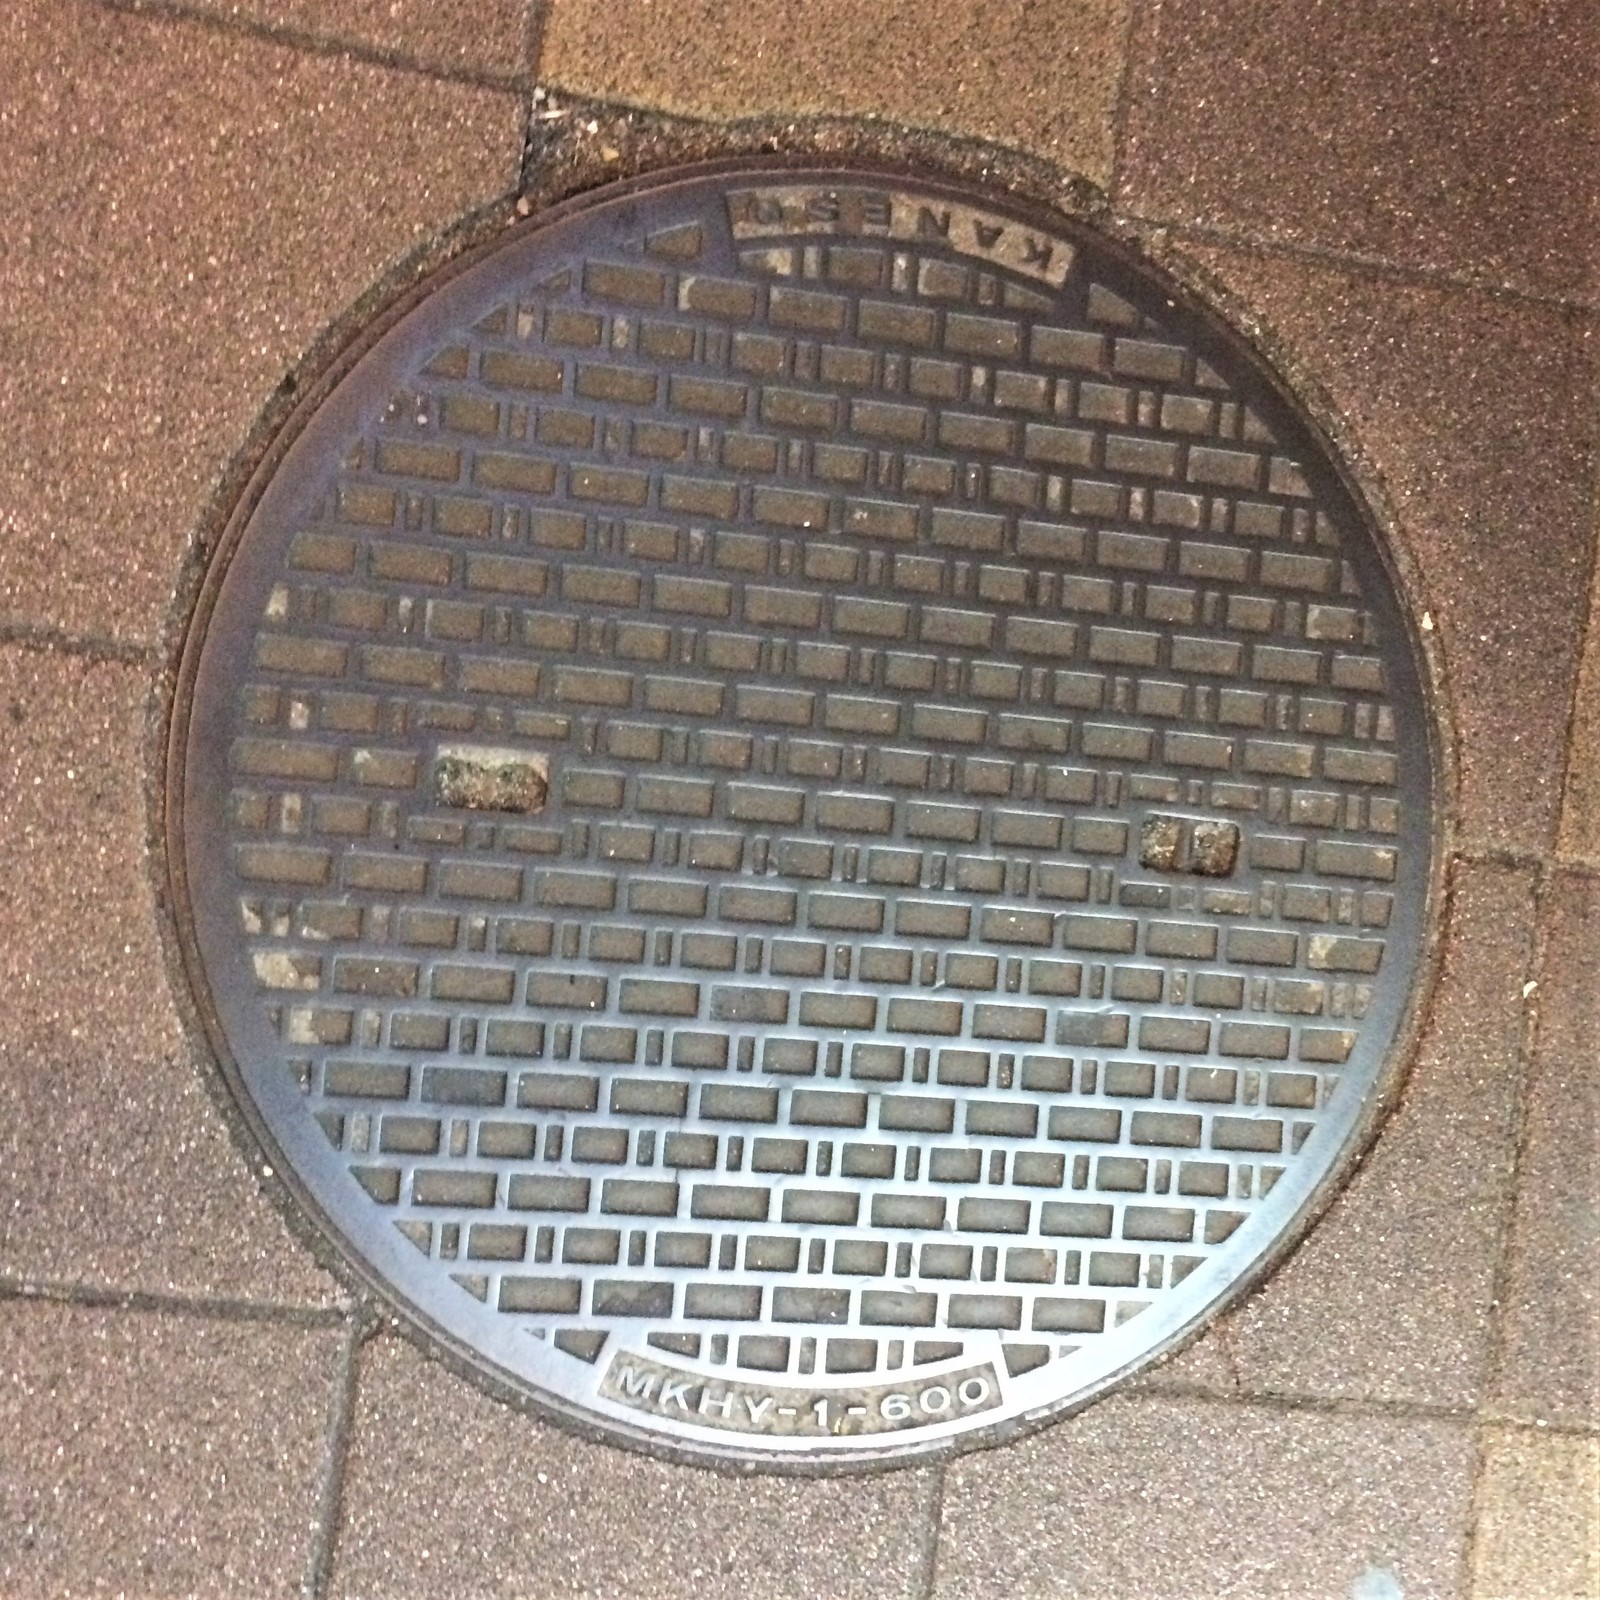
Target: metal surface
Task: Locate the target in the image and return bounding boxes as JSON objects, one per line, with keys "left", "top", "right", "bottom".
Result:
{"left": 168, "top": 164, "right": 1436, "bottom": 1466}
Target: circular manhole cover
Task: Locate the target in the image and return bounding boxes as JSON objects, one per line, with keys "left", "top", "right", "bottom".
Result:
{"left": 169, "top": 164, "right": 1436, "bottom": 1466}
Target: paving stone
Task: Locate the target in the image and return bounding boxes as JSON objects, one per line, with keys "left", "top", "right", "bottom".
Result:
{"left": 1174, "top": 242, "right": 1597, "bottom": 855}
{"left": 0, "top": 0, "right": 523, "bottom": 647}
{"left": 0, "top": 1298, "right": 343, "bottom": 1599}
{"left": 180, "top": 0, "right": 532, "bottom": 79}
{"left": 329, "top": 1335, "right": 935, "bottom": 1600}
{"left": 1221, "top": 863, "right": 1535, "bottom": 1408}
{"left": 934, "top": 1393, "right": 1475, "bottom": 1599}
{"left": 1470, "top": 1426, "right": 1600, "bottom": 1600}
{"left": 537, "top": 0, "right": 1130, "bottom": 183}
{"left": 0, "top": 645, "right": 339, "bottom": 1306}
{"left": 1119, "top": 0, "right": 1600, "bottom": 302}
{"left": 1491, "top": 871, "right": 1600, "bottom": 1430}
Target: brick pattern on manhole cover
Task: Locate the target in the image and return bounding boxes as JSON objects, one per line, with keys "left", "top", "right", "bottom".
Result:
{"left": 169, "top": 166, "right": 1436, "bottom": 1464}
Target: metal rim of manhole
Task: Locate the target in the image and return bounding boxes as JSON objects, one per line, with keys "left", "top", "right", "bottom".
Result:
{"left": 167, "top": 160, "right": 1439, "bottom": 1468}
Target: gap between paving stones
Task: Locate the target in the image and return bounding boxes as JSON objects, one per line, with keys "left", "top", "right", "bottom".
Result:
{"left": 305, "top": 1316, "right": 371, "bottom": 1600}
{"left": 911, "top": 1465, "right": 950, "bottom": 1600}
{"left": 1474, "top": 859, "right": 1566, "bottom": 1405}
{"left": 89, "top": 0, "right": 535, "bottom": 89}
{"left": 1109, "top": 210, "right": 1600, "bottom": 317}
{"left": 1552, "top": 361, "right": 1600, "bottom": 863}
{"left": 0, "top": 1273, "right": 350, "bottom": 1329}
{"left": 1101, "top": 0, "right": 1143, "bottom": 214}
{"left": 0, "top": 617, "right": 157, "bottom": 668}
{"left": 1460, "top": 342, "right": 1600, "bottom": 1551}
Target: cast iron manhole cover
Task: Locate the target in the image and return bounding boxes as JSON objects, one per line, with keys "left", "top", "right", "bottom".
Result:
{"left": 169, "top": 164, "right": 1435, "bottom": 1465}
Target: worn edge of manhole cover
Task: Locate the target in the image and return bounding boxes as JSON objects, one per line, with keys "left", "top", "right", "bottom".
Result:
{"left": 160, "top": 156, "right": 1448, "bottom": 1473}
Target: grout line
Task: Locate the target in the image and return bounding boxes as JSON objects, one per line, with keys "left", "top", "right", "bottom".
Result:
{"left": 1460, "top": 1428, "right": 1495, "bottom": 1600}
{"left": 1547, "top": 852, "right": 1600, "bottom": 877}
{"left": 0, "top": 616, "right": 156, "bottom": 667}
{"left": 1542, "top": 352, "right": 1600, "bottom": 866}
{"left": 1460, "top": 855, "right": 1557, "bottom": 1594}
{"left": 303, "top": 1316, "right": 366, "bottom": 1600}
{"left": 1452, "top": 842, "right": 1550, "bottom": 872}
{"left": 0, "top": 1272, "right": 350, "bottom": 1328}
{"left": 1124, "top": 1379, "right": 1485, "bottom": 1428}
{"left": 1111, "top": 208, "right": 1598, "bottom": 315}
{"left": 1213, "top": 1321, "right": 1245, "bottom": 1394}
{"left": 524, "top": 0, "right": 553, "bottom": 85}
{"left": 517, "top": 88, "right": 539, "bottom": 195}
{"left": 1475, "top": 1410, "right": 1600, "bottom": 1442}
{"left": 912, "top": 1461, "right": 948, "bottom": 1600}
{"left": 516, "top": 1, "right": 555, "bottom": 194}
{"left": 1103, "top": 0, "right": 1152, "bottom": 205}
{"left": 89, "top": 0, "right": 526, "bottom": 91}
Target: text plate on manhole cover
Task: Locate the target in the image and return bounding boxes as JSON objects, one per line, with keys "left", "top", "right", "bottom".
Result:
{"left": 170, "top": 165, "right": 1435, "bottom": 1464}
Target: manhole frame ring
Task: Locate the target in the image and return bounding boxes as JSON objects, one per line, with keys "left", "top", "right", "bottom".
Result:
{"left": 159, "top": 154, "right": 1452, "bottom": 1475}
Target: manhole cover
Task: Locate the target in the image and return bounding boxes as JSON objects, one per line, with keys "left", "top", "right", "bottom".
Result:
{"left": 169, "top": 164, "right": 1435, "bottom": 1465}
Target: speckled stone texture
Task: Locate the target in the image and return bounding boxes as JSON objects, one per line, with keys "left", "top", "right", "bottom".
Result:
{"left": 0, "top": 644, "right": 340, "bottom": 1305}
{"left": 0, "top": 0, "right": 523, "bottom": 648}
{"left": 933, "top": 1393, "right": 1476, "bottom": 1599}
{"left": 1470, "top": 1426, "right": 1600, "bottom": 1600}
{"left": 0, "top": 1299, "right": 343, "bottom": 1599}
{"left": 1120, "top": 0, "right": 1600, "bottom": 301}
{"left": 328, "top": 1336, "right": 936, "bottom": 1600}
{"left": 539, "top": 0, "right": 1131, "bottom": 183}
{"left": 1490, "top": 871, "right": 1600, "bottom": 1430}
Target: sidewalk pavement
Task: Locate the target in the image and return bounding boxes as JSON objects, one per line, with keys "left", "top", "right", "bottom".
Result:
{"left": 1, "top": 2, "right": 1595, "bottom": 1595}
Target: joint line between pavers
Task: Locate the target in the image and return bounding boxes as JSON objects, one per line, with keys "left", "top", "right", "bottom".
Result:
{"left": 0, "top": 1273, "right": 348, "bottom": 1329}
{"left": 1111, "top": 208, "right": 1600, "bottom": 316}
{"left": 88, "top": 0, "right": 528, "bottom": 93}
{"left": 1103, "top": 0, "right": 1148, "bottom": 205}
{"left": 1119, "top": 1381, "right": 1480, "bottom": 1428}
{"left": 1460, "top": 856, "right": 1555, "bottom": 1596}
{"left": 913, "top": 1461, "right": 949, "bottom": 1600}
{"left": 523, "top": 0, "right": 552, "bottom": 85}
{"left": 1549, "top": 363, "right": 1600, "bottom": 859}
{"left": 1477, "top": 1410, "right": 1600, "bottom": 1442}
{"left": 1475, "top": 857, "right": 1559, "bottom": 1405}
{"left": 304, "top": 1316, "right": 368, "bottom": 1600}
{"left": 1453, "top": 841, "right": 1552, "bottom": 873}
{"left": 0, "top": 616, "right": 156, "bottom": 667}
